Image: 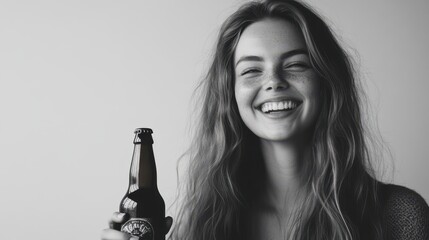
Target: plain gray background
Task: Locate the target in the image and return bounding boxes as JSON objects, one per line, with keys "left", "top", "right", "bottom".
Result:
{"left": 1, "top": 0, "right": 428, "bottom": 239}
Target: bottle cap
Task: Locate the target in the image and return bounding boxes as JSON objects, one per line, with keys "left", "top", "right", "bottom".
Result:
{"left": 134, "top": 128, "right": 153, "bottom": 134}
{"left": 133, "top": 128, "right": 154, "bottom": 144}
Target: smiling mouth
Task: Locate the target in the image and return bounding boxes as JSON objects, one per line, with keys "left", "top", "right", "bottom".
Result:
{"left": 258, "top": 100, "right": 302, "bottom": 113}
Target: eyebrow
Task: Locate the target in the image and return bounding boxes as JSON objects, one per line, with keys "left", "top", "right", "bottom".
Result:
{"left": 235, "top": 48, "right": 308, "bottom": 67}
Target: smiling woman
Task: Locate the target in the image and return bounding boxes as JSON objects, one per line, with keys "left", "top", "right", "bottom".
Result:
{"left": 101, "top": 0, "right": 429, "bottom": 240}
{"left": 234, "top": 19, "right": 321, "bottom": 143}
{"left": 167, "top": 0, "right": 429, "bottom": 239}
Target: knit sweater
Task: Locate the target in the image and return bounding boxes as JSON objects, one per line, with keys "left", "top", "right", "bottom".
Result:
{"left": 381, "top": 184, "right": 429, "bottom": 240}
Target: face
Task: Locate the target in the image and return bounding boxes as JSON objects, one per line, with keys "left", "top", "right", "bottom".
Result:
{"left": 234, "top": 18, "right": 321, "bottom": 143}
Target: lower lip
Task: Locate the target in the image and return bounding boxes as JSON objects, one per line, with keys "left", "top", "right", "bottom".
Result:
{"left": 259, "top": 104, "right": 301, "bottom": 119}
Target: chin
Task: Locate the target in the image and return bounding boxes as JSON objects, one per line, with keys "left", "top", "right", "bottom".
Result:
{"left": 257, "top": 129, "right": 296, "bottom": 142}
{"left": 255, "top": 125, "right": 315, "bottom": 143}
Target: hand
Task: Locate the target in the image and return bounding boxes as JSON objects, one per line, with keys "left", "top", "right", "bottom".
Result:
{"left": 101, "top": 212, "right": 173, "bottom": 240}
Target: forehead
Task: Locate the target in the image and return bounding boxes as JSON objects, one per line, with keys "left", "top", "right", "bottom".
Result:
{"left": 234, "top": 18, "right": 307, "bottom": 61}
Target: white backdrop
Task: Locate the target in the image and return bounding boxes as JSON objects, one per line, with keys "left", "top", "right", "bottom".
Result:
{"left": 0, "top": 0, "right": 428, "bottom": 239}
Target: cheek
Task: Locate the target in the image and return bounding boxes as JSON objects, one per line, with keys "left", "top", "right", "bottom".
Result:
{"left": 295, "top": 74, "right": 322, "bottom": 117}
{"left": 234, "top": 82, "right": 256, "bottom": 110}
{"left": 296, "top": 72, "right": 321, "bottom": 100}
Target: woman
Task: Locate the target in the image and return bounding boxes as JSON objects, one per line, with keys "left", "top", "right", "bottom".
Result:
{"left": 102, "top": 0, "right": 429, "bottom": 239}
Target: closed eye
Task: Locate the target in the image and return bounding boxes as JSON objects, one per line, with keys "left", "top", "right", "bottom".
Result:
{"left": 284, "top": 62, "right": 310, "bottom": 72}
{"left": 241, "top": 68, "right": 261, "bottom": 76}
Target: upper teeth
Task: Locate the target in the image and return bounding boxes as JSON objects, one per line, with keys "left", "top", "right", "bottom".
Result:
{"left": 261, "top": 101, "right": 299, "bottom": 113}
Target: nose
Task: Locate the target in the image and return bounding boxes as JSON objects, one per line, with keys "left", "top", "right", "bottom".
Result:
{"left": 264, "top": 72, "right": 288, "bottom": 91}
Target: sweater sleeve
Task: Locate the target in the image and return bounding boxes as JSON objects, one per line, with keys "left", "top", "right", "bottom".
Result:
{"left": 382, "top": 184, "right": 429, "bottom": 240}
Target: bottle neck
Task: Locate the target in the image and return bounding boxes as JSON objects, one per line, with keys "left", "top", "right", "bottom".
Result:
{"left": 128, "top": 142, "right": 158, "bottom": 192}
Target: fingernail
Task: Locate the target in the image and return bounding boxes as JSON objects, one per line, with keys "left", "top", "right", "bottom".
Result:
{"left": 129, "top": 237, "right": 139, "bottom": 240}
{"left": 117, "top": 212, "right": 125, "bottom": 219}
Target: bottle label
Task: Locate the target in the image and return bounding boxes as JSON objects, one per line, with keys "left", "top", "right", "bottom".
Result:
{"left": 121, "top": 218, "right": 154, "bottom": 240}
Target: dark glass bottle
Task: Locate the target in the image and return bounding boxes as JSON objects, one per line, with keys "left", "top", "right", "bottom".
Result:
{"left": 119, "top": 128, "right": 165, "bottom": 240}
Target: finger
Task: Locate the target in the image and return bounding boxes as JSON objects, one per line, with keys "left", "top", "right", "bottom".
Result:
{"left": 108, "top": 212, "right": 130, "bottom": 230}
{"left": 101, "top": 228, "right": 137, "bottom": 240}
{"left": 164, "top": 216, "right": 173, "bottom": 234}
{"left": 110, "top": 212, "right": 129, "bottom": 223}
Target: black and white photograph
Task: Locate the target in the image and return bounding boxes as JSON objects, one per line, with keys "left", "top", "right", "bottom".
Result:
{"left": 1, "top": 0, "right": 428, "bottom": 239}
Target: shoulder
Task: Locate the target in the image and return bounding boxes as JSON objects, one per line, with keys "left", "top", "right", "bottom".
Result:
{"left": 380, "top": 183, "right": 429, "bottom": 240}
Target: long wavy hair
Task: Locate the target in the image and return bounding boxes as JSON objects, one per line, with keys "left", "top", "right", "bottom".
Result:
{"left": 172, "top": 0, "right": 384, "bottom": 239}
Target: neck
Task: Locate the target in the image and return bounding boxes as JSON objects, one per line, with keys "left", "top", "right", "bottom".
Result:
{"left": 258, "top": 139, "right": 311, "bottom": 213}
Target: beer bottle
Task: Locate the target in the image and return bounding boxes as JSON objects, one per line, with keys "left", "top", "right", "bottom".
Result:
{"left": 119, "top": 128, "right": 165, "bottom": 240}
